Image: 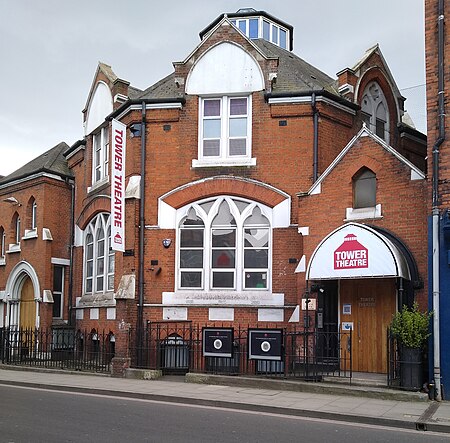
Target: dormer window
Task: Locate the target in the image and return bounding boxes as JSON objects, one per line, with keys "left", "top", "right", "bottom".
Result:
{"left": 361, "top": 81, "right": 390, "bottom": 143}
{"left": 92, "top": 126, "right": 109, "bottom": 184}
{"left": 230, "top": 16, "right": 288, "bottom": 49}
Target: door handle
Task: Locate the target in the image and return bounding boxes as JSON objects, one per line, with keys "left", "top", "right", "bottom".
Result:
{"left": 358, "top": 321, "right": 361, "bottom": 340}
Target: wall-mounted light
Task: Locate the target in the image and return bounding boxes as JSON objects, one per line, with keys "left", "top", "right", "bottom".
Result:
{"left": 162, "top": 239, "right": 171, "bottom": 248}
{"left": 129, "top": 123, "right": 142, "bottom": 138}
{"left": 3, "top": 196, "right": 20, "bottom": 206}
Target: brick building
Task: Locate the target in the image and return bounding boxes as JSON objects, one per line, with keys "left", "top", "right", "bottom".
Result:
{"left": 425, "top": 0, "right": 448, "bottom": 399}
{"left": 0, "top": 9, "right": 427, "bottom": 377}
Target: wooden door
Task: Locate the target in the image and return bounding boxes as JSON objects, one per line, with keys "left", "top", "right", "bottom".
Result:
{"left": 340, "top": 279, "right": 396, "bottom": 373}
{"left": 19, "top": 277, "right": 36, "bottom": 329}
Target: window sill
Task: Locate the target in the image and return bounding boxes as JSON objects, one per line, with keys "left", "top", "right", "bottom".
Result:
{"left": 192, "top": 158, "right": 256, "bottom": 168}
{"left": 0, "top": 257, "right": 5, "bottom": 266}
{"left": 77, "top": 291, "right": 116, "bottom": 308}
{"left": 345, "top": 204, "right": 382, "bottom": 221}
{"left": 23, "top": 229, "right": 38, "bottom": 240}
{"left": 6, "top": 243, "right": 20, "bottom": 254}
{"left": 87, "top": 176, "right": 110, "bottom": 194}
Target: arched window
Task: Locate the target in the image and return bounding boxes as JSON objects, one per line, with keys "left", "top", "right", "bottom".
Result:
{"left": 83, "top": 213, "right": 114, "bottom": 294}
{"left": 26, "top": 197, "right": 37, "bottom": 231}
{"left": 361, "top": 81, "right": 390, "bottom": 143}
{"left": 0, "top": 226, "right": 5, "bottom": 261}
{"left": 177, "top": 197, "right": 271, "bottom": 291}
{"left": 353, "top": 168, "right": 376, "bottom": 209}
{"left": 12, "top": 212, "right": 21, "bottom": 245}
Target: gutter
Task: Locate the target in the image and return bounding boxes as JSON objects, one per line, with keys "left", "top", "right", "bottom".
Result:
{"left": 107, "top": 97, "right": 185, "bottom": 121}
{"left": 264, "top": 89, "right": 359, "bottom": 111}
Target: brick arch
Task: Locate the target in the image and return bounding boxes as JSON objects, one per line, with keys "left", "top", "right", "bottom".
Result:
{"left": 77, "top": 195, "right": 111, "bottom": 229}
{"left": 344, "top": 155, "right": 383, "bottom": 181}
{"left": 161, "top": 177, "right": 289, "bottom": 209}
{"left": 355, "top": 67, "right": 399, "bottom": 126}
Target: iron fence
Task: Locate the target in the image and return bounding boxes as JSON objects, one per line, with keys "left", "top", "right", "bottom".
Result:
{"left": 0, "top": 327, "right": 114, "bottom": 373}
{"left": 131, "top": 323, "right": 352, "bottom": 381}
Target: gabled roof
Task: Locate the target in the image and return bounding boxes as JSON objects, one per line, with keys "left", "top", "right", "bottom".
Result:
{"left": 0, "top": 142, "right": 72, "bottom": 186}
{"left": 351, "top": 44, "right": 404, "bottom": 102}
{"left": 305, "top": 126, "right": 425, "bottom": 196}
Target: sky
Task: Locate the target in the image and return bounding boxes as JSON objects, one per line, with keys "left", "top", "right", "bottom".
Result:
{"left": 0, "top": 0, "right": 426, "bottom": 177}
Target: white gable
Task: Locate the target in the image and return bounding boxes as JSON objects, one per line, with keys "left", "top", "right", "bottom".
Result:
{"left": 85, "top": 81, "right": 113, "bottom": 135}
{"left": 186, "top": 42, "right": 264, "bottom": 95}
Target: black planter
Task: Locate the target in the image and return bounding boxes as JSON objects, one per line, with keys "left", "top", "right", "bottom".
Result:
{"left": 400, "top": 346, "right": 423, "bottom": 390}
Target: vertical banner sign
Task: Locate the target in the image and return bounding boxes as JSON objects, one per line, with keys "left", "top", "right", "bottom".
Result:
{"left": 111, "top": 119, "right": 126, "bottom": 252}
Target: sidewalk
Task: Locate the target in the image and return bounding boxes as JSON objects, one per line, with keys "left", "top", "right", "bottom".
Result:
{"left": 0, "top": 366, "right": 449, "bottom": 434}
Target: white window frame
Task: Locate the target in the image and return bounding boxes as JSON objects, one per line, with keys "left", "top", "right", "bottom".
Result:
{"left": 52, "top": 265, "right": 64, "bottom": 319}
{"left": 361, "top": 81, "right": 390, "bottom": 144}
{"left": 91, "top": 126, "right": 110, "bottom": 185}
{"left": 176, "top": 196, "right": 272, "bottom": 292}
{"left": 195, "top": 96, "right": 255, "bottom": 168}
{"left": 230, "top": 17, "right": 288, "bottom": 49}
{"left": 15, "top": 216, "right": 21, "bottom": 244}
{"left": 83, "top": 213, "right": 115, "bottom": 295}
{"left": 0, "top": 227, "right": 5, "bottom": 265}
{"left": 31, "top": 200, "right": 37, "bottom": 230}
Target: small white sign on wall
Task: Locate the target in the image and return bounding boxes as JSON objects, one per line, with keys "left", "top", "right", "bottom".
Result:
{"left": 342, "top": 303, "right": 352, "bottom": 315}
{"left": 301, "top": 298, "right": 317, "bottom": 311}
{"left": 341, "top": 322, "right": 353, "bottom": 331}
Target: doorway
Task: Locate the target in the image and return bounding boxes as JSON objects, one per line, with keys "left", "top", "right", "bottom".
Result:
{"left": 340, "top": 278, "right": 396, "bottom": 373}
{"left": 19, "top": 276, "right": 36, "bottom": 329}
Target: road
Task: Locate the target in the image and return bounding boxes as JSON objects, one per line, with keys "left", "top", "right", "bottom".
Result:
{"left": 0, "top": 384, "right": 448, "bottom": 443}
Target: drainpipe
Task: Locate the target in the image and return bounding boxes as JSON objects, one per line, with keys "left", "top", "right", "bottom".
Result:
{"left": 67, "top": 179, "right": 75, "bottom": 326}
{"left": 432, "top": 0, "right": 445, "bottom": 402}
{"left": 137, "top": 101, "right": 146, "bottom": 364}
{"left": 312, "top": 93, "right": 319, "bottom": 182}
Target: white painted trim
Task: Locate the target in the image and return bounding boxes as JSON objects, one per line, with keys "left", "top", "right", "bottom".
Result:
{"left": 307, "top": 127, "right": 425, "bottom": 196}
{"left": 23, "top": 229, "right": 38, "bottom": 240}
{"left": 295, "top": 255, "right": 306, "bottom": 273}
{"left": 65, "top": 144, "right": 85, "bottom": 160}
{"left": 345, "top": 204, "right": 382, "bottom": 221}
{"left": 7, "top": 243, "right": 20, "bottom": 253}
{"left": 268, "top": 95, "right": 356, "bottom": 115}
{"left": 51, "top": 257, "right": 70, "bottom": 266}
{"left": 411, "top": 169, "right": 424, "bottom": 181}
{"left": 298, "top": 227, "right": 309, "bottom": 236}
{"left": 0, "top": 172, "right": 66, "bottom": 190}
{"left": 87, "top": 175, "right": 110, "bottom": 193}
{"left": 192, "top": 158, "right": 256, "bottom": 168}
{"left": 42, "top": 228, "right": 53, "bottom": 241}
{"left": 114, "top": 102, "right": 183, "bottom": 121}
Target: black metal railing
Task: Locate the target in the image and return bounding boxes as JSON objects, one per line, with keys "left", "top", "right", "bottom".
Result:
{"left": 130, "top": 323, "right": 352, "bottom": 381}
{"left": 0, "top": 327, "right": 114, "bottom": 373}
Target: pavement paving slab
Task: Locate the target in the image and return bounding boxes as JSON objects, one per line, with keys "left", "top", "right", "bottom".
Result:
{"left": 0, "top": 366, "right": 448, "bottom": 434}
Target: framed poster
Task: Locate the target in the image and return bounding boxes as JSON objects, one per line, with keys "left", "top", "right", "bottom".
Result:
{"left": 342, "top": 303, "right": 352, "bottom": 315}
{"left": 248, "top": 329, "right": 283, "bottom": 361}
{"left": 202, "top": 328, "right": 234, "bottom": 358}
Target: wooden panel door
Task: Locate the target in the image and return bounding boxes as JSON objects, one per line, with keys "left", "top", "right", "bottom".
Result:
{"left": 19, "top": 277, "right": 36, "bottom": 329}
{"left": 340, "top": 279, "right": 396, "bottom": 373}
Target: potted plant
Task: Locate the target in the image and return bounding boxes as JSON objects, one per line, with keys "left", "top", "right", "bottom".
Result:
{"left": 390, "top": 303, "right": 432, "bottom": 390}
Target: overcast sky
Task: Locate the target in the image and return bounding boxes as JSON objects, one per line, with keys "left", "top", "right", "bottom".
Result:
{"left": 0, "top": 0, "right": 426, "bottom": 177}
